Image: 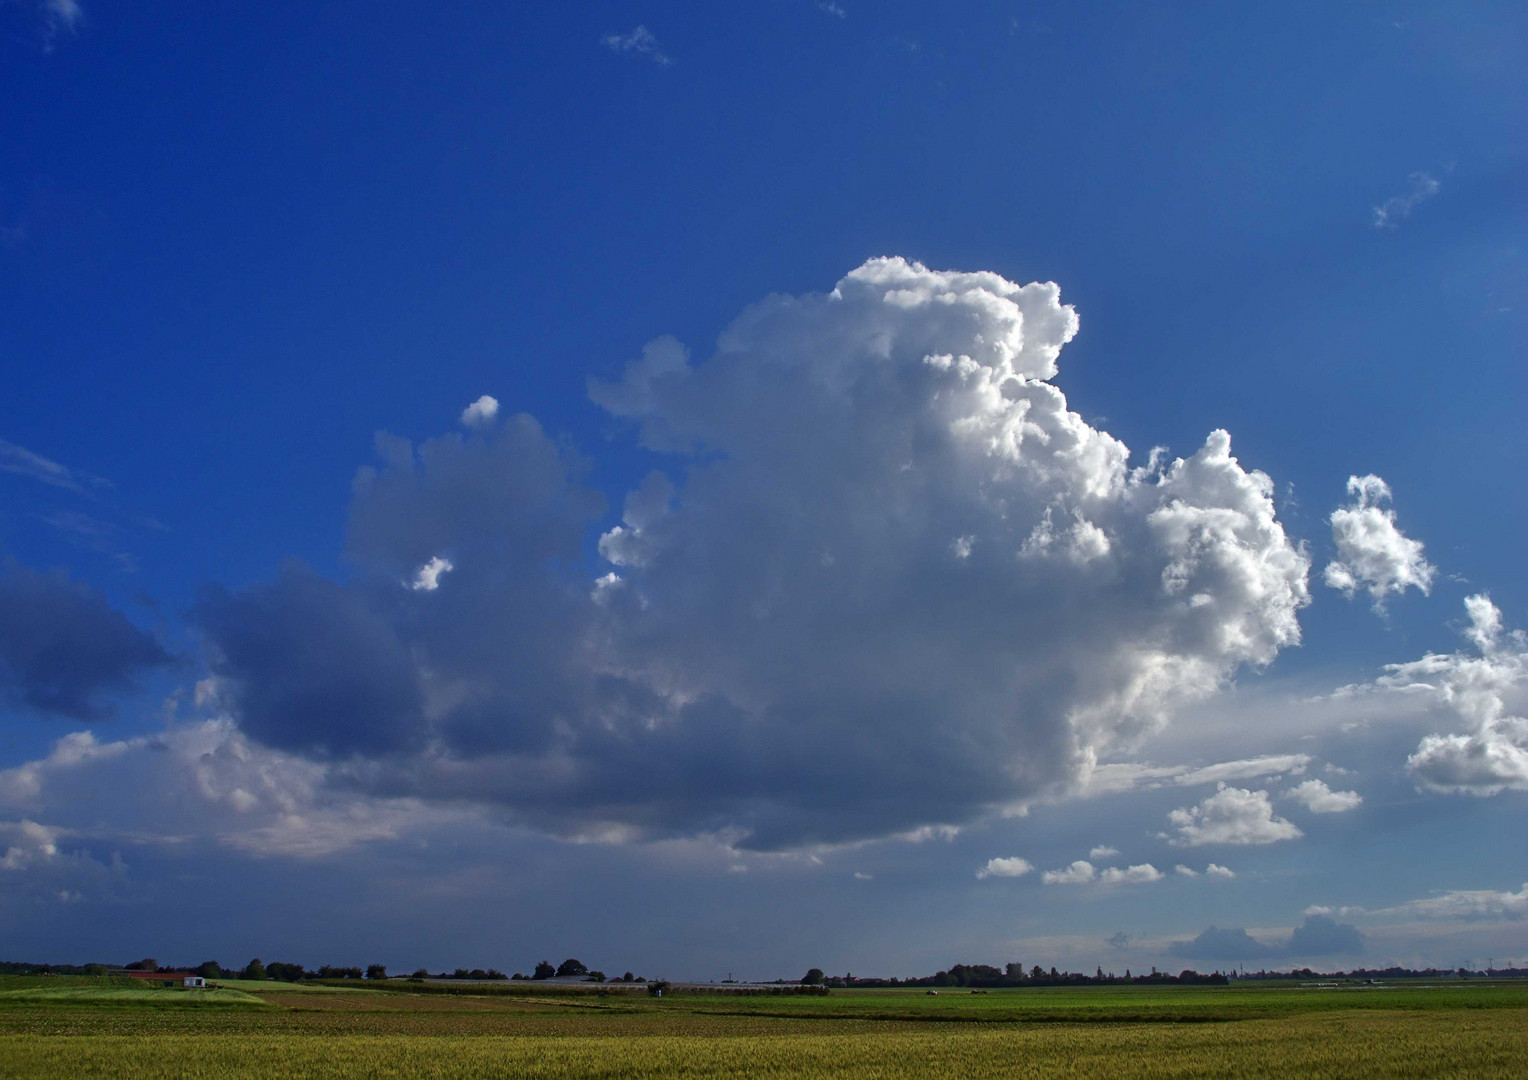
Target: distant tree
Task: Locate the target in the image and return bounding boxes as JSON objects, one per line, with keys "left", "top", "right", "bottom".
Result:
{"left": 1005, "top": 962, "right": 1024, "bottom": 981}
{"left": 453, "top": 969, "right": 470, "bottom": 980}
{"left": 266, "top": 962, "right": 307, "bottom": 982}
{"left": 410, "top": 969, "right": 428, "bottom": 981}
{"left": 801, "top": 968, "right": 825, "bottom": 986}
{"left": 243, "top": 959, "right": 266, "bottom": 982}
{"left": 646, "top": 980, "right": 670, "bottom": 997}
{"left": 126, "top": 958, "right": 158, "bottom": 972}
{"left": 1030, "top": 965, "right": 1045, "bottom": 981}
{"left": 622, "top": 972, "right": 635, "bottom": 983}
{"left": 556, "top": 958, "right": 588, "bottom": 978}
{"left": 195, "top": 961, "right": 222, "bottom": 979}
{"left": 366, "top": 964, "right": 387, "bottom": 980}
{"left": 486, "top": 969, "right": 508, "bottom": 980}
{"left": 585, "top": 971, "right": 606, "bottom": 983}
{"left": 533, "top": 960, "right": 555, "bottom": 980}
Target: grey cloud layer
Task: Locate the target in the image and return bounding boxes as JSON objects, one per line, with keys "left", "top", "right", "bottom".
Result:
{"left": 1171, "top": 915, "right": 1365, "bottom": 962}
{"left": 192, "top": 259, "right": 1312, "bottom": 850}
{"left": 0, "top": 562, "right": 171, "bottom": 721}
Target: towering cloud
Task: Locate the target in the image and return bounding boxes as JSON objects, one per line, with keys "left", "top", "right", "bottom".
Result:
{"left": 192, "top": 259, "right": 1311, "bottom": 850}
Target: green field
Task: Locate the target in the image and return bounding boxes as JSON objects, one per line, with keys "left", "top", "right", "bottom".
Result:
{"left": 0, "top": 976, "right": 1523, "bottom": 1078}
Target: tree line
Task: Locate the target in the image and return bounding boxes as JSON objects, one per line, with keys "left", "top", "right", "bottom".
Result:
{"left": 796, "top": 963, "right": 1230, "bottom": 988}
{"left": 100, "top": 956, "right": 650, "bottom": 984}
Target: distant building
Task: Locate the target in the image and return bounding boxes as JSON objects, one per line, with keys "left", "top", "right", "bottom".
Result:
{"left": 183, "top": 976, "right": 206, "bottom": 988}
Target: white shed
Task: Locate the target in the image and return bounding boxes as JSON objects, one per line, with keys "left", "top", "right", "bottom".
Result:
{"left": 183, "top": 976, "right": 206, "bottom": 988}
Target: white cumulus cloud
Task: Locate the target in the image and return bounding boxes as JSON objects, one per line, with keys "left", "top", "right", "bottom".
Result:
{"left": 408, "top": 555, "right": 453, "bottom": 592}
{"left": 1385, "top": 596, "right": 1528, "bottom": 796}
{"left": 1285, "top": 778, "right": 1361, "bottom": 813}
{"left": 1042, "top": 860, "right": 1096, "bottom": 885}
{"left": 460, "top": 395, "right": 499, "bottom": 429}
{"left": 1044, "top": 859, "right": 1160, "bottom": 885}
{"left": 1167, "top": 785, "right": 1303, "bottom": 847}
{"left": 1205, "top": 863, "right": 1236, "bottom": 879}
{"left": 193, "top": 258, "right": 1312, "bottom": 851}
{"left": 1098, "top": 863, "right": 1163, "bottom": 884}
{"left": 1324, "top": 475, "right": 1434, "bottom": 608}
{"left": 976, "top": 856, "right": 1034, "bottom": 880}
{"left": 0, "top": 819, "right": 64, "bottom": 871}
{"left": 1089, "top": 844, "right": 1119, "bottom": 859}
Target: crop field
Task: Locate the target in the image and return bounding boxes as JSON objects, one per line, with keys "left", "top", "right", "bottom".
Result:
{"left": 0, "top": 976, "right": 1524, "bottom": 1078}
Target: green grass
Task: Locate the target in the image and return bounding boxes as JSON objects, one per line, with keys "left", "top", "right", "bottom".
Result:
{"left": 0, "top": 977, "right": 1523, "bottom": 1077}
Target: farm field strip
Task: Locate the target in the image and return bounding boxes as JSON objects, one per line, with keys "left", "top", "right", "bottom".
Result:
{"left": 1, "top": 1013, "right": 1526, "bottom": 1079}
{"left": 0, "top": 979, "right": 1524, "bottom": 1077}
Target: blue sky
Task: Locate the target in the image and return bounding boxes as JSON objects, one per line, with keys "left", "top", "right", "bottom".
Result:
{"left": 1, "top": 1, "right": 1525, "bottom": 978}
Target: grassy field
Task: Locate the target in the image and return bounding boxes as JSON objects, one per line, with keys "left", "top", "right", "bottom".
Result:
{"left": 0, "top": 976, "right": 1523, "bottom": 1078}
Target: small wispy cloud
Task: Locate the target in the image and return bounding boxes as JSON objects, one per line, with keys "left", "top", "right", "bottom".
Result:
{"left": 38, "top": 511, "right": 137, "bottom": 571}
{"left": 817, "top": 1, "right": 846, "bottom": 17}
{"left": 602, "top": 25, "right": 672, "bottom": 66}
{"left": 1373, "top": 172, "right": 1440, "bottom": 229}
{"left": 44, "top": 0, "right": 81, "bottom": 29}
{"left": 0, "top": 438, "right": 109, "bottom": 495}
{"left": 17, "top": 0, "right": 84, "bottom": 52}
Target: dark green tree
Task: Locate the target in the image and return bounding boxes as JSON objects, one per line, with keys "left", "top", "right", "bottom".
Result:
{"left": 801, "top": 968, "right": 825, "bottom": 986}
{"left": 533, "top": 960, "right": 555, "bottom": 980}
{"left": 366, "top": 964, "right": 387, "bottom": 980}
{"left": 243, "top": 959, "right": 266, "bottom": 981}
{"left": 556, "top": 958, "right": 587, "bottom": 978}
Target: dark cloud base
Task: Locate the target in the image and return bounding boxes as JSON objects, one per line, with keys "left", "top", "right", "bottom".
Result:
{"left": 1171, "top": 915, "right": 1365, "bottom": 962}
{"left": 0, "top": 560, "right": 171, "bottom": 721}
